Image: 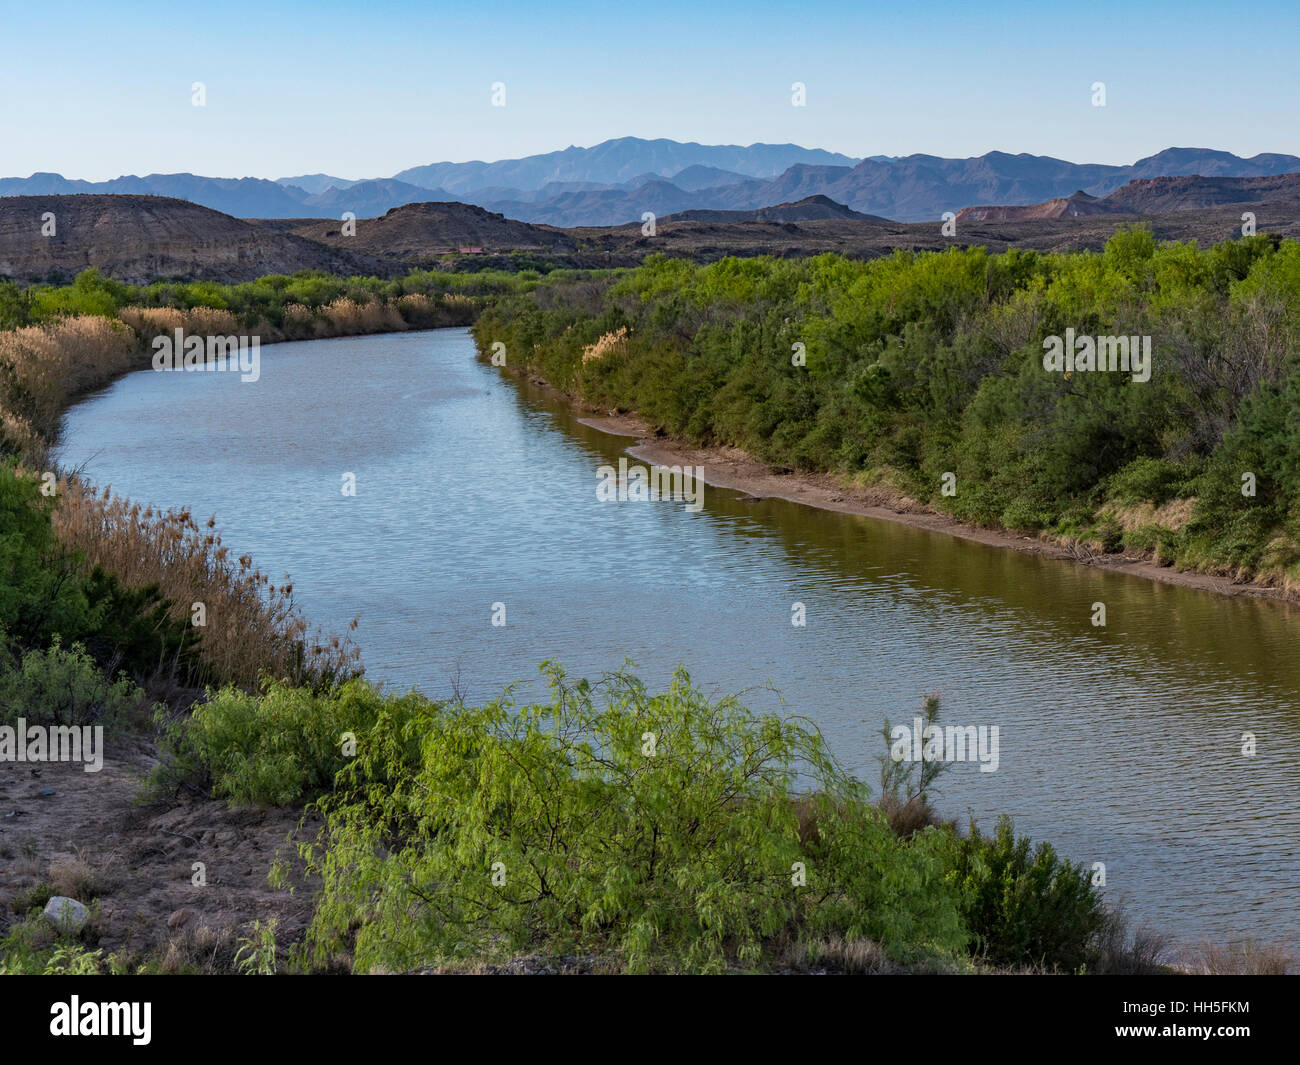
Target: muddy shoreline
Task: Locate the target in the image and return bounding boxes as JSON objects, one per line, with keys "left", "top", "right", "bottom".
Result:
{"left": 567, "top": 406, "right": 1297, "bottom": 607}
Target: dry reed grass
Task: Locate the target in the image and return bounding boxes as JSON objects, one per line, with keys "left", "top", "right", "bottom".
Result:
{"left": 581, "top": 326, "right": 629, "bottom": 364}
{"left": 52, "top": 479, "right": 360, "bottom": 691}
{"left": 318, "top": 297, "right": 405, "bottom": 336}
{"left": 118, "top": 306, "right": 241, "bottom": 346}
{"left": 1187, "top": 938, "right": 1292, "bottom": 975}
{"left": 0, "top": 316, "right": 138, "bottom": 436}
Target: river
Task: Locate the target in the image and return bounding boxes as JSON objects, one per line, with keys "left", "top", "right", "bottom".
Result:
{"left": 54, "top": 327, "right": 1300, "bottom": 954}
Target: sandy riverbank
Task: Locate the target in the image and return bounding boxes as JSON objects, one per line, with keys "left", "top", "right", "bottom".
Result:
{"left": 576, "top": 411, "right": 1297, "bottom": 607}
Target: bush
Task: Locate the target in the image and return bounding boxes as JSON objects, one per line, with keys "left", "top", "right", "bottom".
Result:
{"left": 289, "top": 664, "right": 968, "bottom": 974}
{"left": 1107, "top": 456, "right": 1193, "bottom": 505}
{"left": 152, "top": 678, "right": 427, "bottom": 806}
{"left": 953, "top": 815, "right": 1106, "bottom": 971}
{"left": 0, "top": 637, "right": 147, "bottom": 729}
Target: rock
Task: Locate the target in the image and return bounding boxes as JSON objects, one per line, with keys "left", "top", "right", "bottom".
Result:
{"left": 39, "top": 787, "right": 56, "bottom": 797}
{"left": 42, "top": 896, "right": 88, "bottom": 934}
{"left": 167, "top": 908, "right": 193, "bottom": 929}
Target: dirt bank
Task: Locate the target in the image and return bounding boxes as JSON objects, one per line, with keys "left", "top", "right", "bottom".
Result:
{"left": 576, "top": 410, "right": 1297, "bottom": 606}
{"left": 0, "top": 741, "right": 316, "bottom": 971}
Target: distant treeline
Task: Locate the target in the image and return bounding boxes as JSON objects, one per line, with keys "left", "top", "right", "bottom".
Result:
{"left": 473, "top": 229, "right": 1300, "bottom": 589}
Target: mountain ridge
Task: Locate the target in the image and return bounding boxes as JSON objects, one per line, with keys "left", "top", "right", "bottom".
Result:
{"left": 4, "top": 141, "right": 1300, "bottom": 233}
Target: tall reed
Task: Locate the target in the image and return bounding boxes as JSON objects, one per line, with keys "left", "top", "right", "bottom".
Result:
{"left": 52, "top": 479, "right": 361, "bottom": 692}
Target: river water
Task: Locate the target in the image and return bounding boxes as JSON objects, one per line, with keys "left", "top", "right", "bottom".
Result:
{"left": 55, "top": 327, "right": 1300, "bottom": 954}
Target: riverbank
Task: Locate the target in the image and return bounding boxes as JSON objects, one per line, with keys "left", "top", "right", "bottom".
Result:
{"left": 472, "top": 244, "right": 1300, "bottom": 607}
{"left": 558, "top": 404, "right": 1298, "bottom": 607}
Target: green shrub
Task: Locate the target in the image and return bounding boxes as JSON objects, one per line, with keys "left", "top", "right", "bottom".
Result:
{"left": 0, "top": 636, "right": 146, "bottom": 729}
{"left": 1107, "top": 456, "right": 1193, "bottom": 505}
{"left": 152, "top": 678, "right": 429, "bottom": 806}
{"left": 289, "top": 664, "right": 968, "bottom": 974}
{"left": 953, "top": 816, "right": 1106, "bottom": 971}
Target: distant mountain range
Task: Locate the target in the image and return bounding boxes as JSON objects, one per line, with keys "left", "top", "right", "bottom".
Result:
{"left": 8, "top": 176, "right": 1300, "bottom": 286}
{"left": 956, "top": 173, "right": 1300, "bottom": 223}
{"left": 2, "top": 138, "right": 1299, "bottom": 228}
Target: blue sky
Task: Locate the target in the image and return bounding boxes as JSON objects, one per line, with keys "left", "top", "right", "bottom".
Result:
{"left": 1, "top": 0, "right": 1296, "bottom": 180}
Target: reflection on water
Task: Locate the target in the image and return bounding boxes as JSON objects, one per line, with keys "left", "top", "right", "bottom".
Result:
{"left": 55, "top": 328, "right": 1300, "bottom": 952}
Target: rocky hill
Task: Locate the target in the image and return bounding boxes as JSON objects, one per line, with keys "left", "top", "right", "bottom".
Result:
{"left": 659, "top": 195, "right": 887, "bottom": 224}
{"left": 4, "top": 190, "right": 1300, "bottom": 286}
{"left": 0, "top": 195, "right": 394, "bottom": 284}
{"left": 289, "top": 201, "right": 570, "bottom": 257}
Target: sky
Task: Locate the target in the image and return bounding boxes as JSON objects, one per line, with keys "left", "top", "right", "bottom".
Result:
{"left": 1, "top": 0, "right": 1297, "bottom": 181}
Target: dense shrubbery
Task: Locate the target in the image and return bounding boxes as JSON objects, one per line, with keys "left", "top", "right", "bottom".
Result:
{"left": 472, "top": 232, "right": 1300, "bottom": 586}
{"left": 281, "top": 664, "right": 969, "bottom": 973}
{"left": 953, "top": 816, "right": 1106, "bottom": 972}
{"left": 150, "top": 661, "right": 1115, "bottom": 973}
{"left": 152, "top": 679, "right": 425, "bottom": 805}
{"left": 0, "top": 637, "right": 148, "bottom": 730}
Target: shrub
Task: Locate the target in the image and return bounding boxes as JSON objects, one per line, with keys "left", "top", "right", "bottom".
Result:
{"left": 953, "top": 815, "right": 1106, "bottom": 971}
{"left": 0, "top": 637, "right": 148, "bottom": 729}
{"left": 289, "top": 664, "right": 968, "bottom": 974}
{"left": 1107, "top": 456, "right": 1193, "bottom": 505}
{"left": 152, "top": 678, "right": 427, "bottom": 806}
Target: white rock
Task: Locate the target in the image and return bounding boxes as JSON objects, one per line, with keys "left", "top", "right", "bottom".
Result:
{"left": 42, "top": 895, "right": 88, "bottom": 934}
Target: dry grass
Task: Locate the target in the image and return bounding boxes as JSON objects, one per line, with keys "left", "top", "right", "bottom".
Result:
{"left": 0, "top": 315, "right": 139, "bottom": 437}
{"left": 118, "top": 305, "right": 241, "bottom": 346}
{"left": 581, "top": 326, "right": 629, "bottom": 364}
{"left": 157, "top": 922, "right": 242, "bottom": 974}
{"left": 1089, "top": 903, "right": 1172, "bottom": 974}
{"left": 1187, "top": 938, "right": 1293, "bottom": 975}
{"left": 47, "top": 853, "right": 118, "bottom": 902}
{"left": 789, "top": 935, "right": 896, "bottom": 973}
{"left": 396, "top": 292, "right": 476, "bottom": 329}
{"left": 52, "top": 478, "right": 360, "bottom": 690}
{"left": 1107, "top": 498, "right": 1196, "bottom": 534}
{"left": 318, "top": 297, "right": 405, "bottom": 336}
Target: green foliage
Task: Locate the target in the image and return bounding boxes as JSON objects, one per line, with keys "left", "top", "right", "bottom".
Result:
{"left": 16, "top": 266, "right": 532, "bottom": 331}
{"left": 473, "top": 237, "right": 1300, "bottom": 580}
{"left": 878, "top": 693, "right": 949, "bottom": 807}
{"left": 289, "top": 664, "right": 967, "bottom": 974}
{"left": 233, "top": 919, "right": 279, "bottom": 975}
{"left": 152, "top": 678, "right": 428, "bottom": 806}
{"left": 0, "top": 636, "right": 147, "bottom": 729}
{"left": 953, "top": 816, "right": 1106, "bottom": 971}
{"left": 0, "top": 280, "right": 31, "bottom": 330}
{"left": 27, "top": 269, "right": 129, "bottom": 320}
{"left": 1106, "top": 456, "right": 1198, "bottom": 505}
